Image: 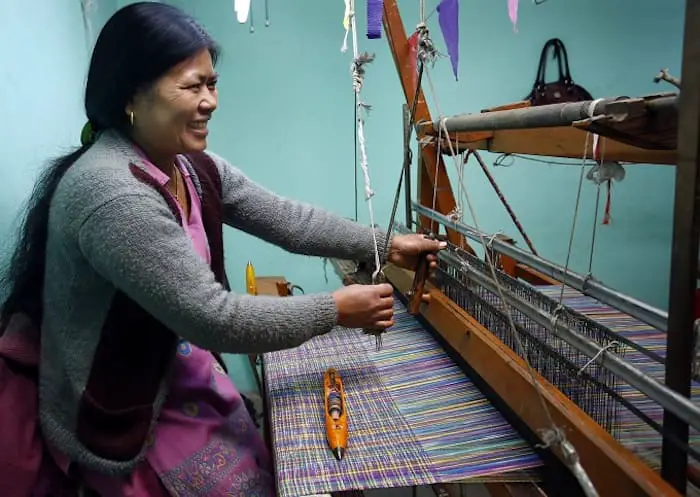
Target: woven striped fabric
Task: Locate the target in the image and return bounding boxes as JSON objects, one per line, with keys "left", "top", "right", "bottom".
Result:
{"left": 536, "top": 285, "right": 700, "bottom": 472}
{"left": 263, "top": 296, "right": 542, "bottom": 496}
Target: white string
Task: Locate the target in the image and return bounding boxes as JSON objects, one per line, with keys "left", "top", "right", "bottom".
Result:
{"left": 577, "top": 341, "right": 618, "bottom": 376}
{"left": 587, "top": 135, "right": 606, "bottom": 275}
{"left": 348, "top": 0, "right": 381, "bottom": 282}
{"left": 555, "top": 132, "right": 591, "bottom": 306}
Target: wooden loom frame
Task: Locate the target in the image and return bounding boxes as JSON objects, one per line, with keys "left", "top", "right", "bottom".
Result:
{"left": 255, "top": 3, "right": 699, "bottom": 497}
{"left": 376, "top": 1, "right": 697, "bottom": 496}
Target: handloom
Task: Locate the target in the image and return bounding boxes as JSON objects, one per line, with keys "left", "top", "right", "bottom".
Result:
{"left": 254, "top": 1, "right": 700, "bottom": 496}
{"left": 376, "top": 1, "right": 697, "bottom": 494}
{"left": 426, "top": 239, "right": 700, "bottom": 475}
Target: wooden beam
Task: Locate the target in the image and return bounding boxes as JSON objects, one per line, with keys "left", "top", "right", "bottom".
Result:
{"left": 427, "top": 126, "right": 677, "bottom": 165}
{"left": 491, "top": 127, "right": 676, "bottom": 165}
{"left": 513, "top": 262, "right": 559, "bottom": 286}
{"left": 383, "top": 263, "right": 681, "bottom": 497}
{"left": 486, "top": 483, "right": 547, "bottom": 497}
{"left": 382, "top": 0, "right": 470, "bottom": 250}
{"left": 661, "top": 1, "right": 700, "bottom": 490}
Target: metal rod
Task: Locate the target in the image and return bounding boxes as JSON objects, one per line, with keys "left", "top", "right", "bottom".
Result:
{"left": 435, "top": 248, "right": 700, "bottom": 434}
{"left": 403, "top": 103, "right": 413, "bottom": 229}
{"left": 412, "top": 202, "right": 669, "bottom": 332}
{"left": 661, "top": 1, "right": 700, "bottom": 491}
{"left": 418, "top": 95, "right": 677, "bottom": 134}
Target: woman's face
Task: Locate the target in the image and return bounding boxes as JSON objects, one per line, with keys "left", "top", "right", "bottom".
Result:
{"left": 128, "top": 48, "right": 218, "bottom": 166}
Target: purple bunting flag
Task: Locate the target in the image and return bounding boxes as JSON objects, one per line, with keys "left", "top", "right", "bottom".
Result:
{"left": 437, "top": 0, "right": 459, "bottom": 81}
{"left": 367, "top": 0, "right": 384, "bottom": 39}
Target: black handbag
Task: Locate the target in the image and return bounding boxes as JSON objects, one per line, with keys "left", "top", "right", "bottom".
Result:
{"left": 525, "top": 38, "right": 593, "bottom": 106}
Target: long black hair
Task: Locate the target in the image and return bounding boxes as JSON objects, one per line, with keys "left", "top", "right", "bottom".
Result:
{"left": 0, "top": 2, "right": 219, "bottom": 328}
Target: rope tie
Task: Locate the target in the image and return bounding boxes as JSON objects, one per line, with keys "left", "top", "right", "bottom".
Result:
{"left": 416, "top": 23, "right": 439, "bottom": 65}
{"left": 577, "top": 341, "right": 619, "bottom": 376}
{"left": 447, "top": 206, "right": 462, "bottom": 221}
{"left": 550, "top": 304, "right": 565, "bottom": 330}
{"left": 486, "top": 230, "right": 504, "bottom": 250}
{"left": 351, "top": 52, "right": 375, "bottom": 97}
{"left": 581, "top": 272, "right": 593, "bottom": 291}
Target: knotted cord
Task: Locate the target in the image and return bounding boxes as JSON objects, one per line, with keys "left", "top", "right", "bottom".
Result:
{"left": 341, "top": 0, "right": 389, "bottom": 351}
{"left": 344, "top": 0, "right": 381, "bottom": 283}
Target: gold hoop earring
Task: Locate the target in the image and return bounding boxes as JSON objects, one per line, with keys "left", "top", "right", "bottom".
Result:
{"left": 130, "top": 111, "right": 134, "bottom": 127}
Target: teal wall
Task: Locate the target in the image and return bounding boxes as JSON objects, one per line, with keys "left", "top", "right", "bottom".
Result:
{"left": 0, "top": 0, "right": 687, "bottom": 394}
{"left": 0, "top": 0, "right": 89, "bottom": 253}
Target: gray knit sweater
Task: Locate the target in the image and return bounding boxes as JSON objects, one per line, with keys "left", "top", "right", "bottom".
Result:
{"left": 39, "top": 129, "right": 390, "bottom": 474}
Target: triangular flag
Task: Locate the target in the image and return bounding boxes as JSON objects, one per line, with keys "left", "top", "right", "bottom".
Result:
{"left": 437, "top": 0, "right": 459, "bottom": 81}
{"left": 235, "top": 0, "right": 251, "bottom": 23}
{"left": 508, "top": 0, "right": 519, "bottom": 32}
{"left": 341, "top": 0, "right": 351, "bottom": 52}
{"left": 367, "top": 0, "right": 384, "bottom": 39}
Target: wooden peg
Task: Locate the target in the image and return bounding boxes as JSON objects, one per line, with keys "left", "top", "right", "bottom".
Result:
{"left": 406, "top": 232, "right": 447, "bottom": 315}
{"left": 407, "top": 252, "right": 432, "bottom": 314}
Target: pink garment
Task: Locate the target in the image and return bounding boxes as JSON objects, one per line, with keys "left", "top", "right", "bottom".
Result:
{"left": 76, "top": 151, "right": 275, "bottom": 496}
{"left": 0, "top": 313, "right": 76, "bottom": 497}
{"left": 135, "top": 149, "right": 212, "bottom": 263}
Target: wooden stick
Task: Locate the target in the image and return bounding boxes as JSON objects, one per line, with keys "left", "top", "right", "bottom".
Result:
{"left": 654, "top": 68, "right": 682, "bottom": 89}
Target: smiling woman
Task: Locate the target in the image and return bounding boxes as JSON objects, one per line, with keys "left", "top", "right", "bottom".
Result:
{"left": 0, "top": 1, "right": 444, "bottom": 496}
{"left": 128, "top": 50, "right": 219, "bottom": 171}
{"left": 127, "top": 49, "right": 219, "bottom": 216}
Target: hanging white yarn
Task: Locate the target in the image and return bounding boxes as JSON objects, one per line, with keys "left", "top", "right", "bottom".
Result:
{"left": 346, "top": 0, "right": 381, "bottom": 282}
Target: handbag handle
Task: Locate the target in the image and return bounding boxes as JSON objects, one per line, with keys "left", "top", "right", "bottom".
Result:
{"left": 533, "top": 38, "right": 570, "bottom": 88}
{"left": 552, "top": 38, "right": 573, "bottom": 84}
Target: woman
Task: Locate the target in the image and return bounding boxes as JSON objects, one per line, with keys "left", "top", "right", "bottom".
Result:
{"left": 0, "top": 2, "right": 443, "bottom": 496}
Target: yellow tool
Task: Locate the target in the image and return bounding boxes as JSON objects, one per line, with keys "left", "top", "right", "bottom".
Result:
{"left": 323, "top": 367, "right": 348, "bottom": 460}
{"left": 245, "top": 261, "right": 257, "bottom": 295}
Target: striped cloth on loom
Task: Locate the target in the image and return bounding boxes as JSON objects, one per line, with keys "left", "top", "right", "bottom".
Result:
{"left": 535, "top": 285, "right": 700, "bottom": 472}
{"left": 262, "top": 296, "right": 542, "bottom": 497}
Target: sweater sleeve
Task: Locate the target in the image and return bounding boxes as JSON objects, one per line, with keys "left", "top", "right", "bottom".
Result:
{"left": 205, "top": 151, "right": 393, "bottom": 263}
{"left": 77, "top": 193, "right": 338, "bottom": 354}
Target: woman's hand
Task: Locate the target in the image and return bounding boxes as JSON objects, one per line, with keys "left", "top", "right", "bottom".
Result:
{"left": 332, "top": 283, "right": 395, "bottom": 329}
{"left": 386, "top": 233, "right": 446, "bottom": 271}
